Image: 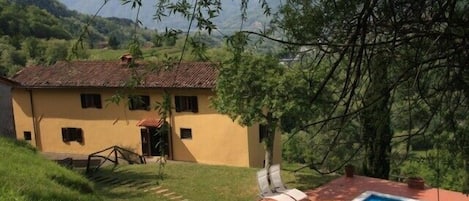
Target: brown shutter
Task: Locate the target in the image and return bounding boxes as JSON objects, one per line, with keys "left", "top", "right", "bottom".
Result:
{"left": 62, "top": 128, "right": 69, "bottom": 142}
{"left": 175, "top": 96, "right": 181, "bottom": 112}
{"left": 80, "top": 94, "right": 87, "bottom": 108}
{"left": 75, "top": 128, "right": 83, "bottom": 143}
{"left": 143, "top": 96, "right": 150, "bottom": 110}
{"left": 128, "top": 96, "right": 135, "bottom": 110}
{"left": 191, "top": 96, "right": 198, "bottom": 113}
{"left": 95, "top": 95, "right": 102, "bottom": 108}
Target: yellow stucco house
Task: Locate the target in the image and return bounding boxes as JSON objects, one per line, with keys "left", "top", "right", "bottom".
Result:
{"left": 9, "top": 60, "right": 281, "bottom": 168}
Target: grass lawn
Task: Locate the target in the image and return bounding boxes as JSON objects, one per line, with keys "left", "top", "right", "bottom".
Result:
{"left": 0, "top": 137, "right": 99, "bottom": 201}
{"left": 92, "top": 162, "right": 338, "bottom": 201}
{"left": 0, "top": 136, "right": 338, "bottom": 201}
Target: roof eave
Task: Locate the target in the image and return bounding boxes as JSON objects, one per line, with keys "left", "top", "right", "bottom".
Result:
{"left": 0, "top": 77, "right": 20, "bottom": 86}
{"left": 12, "top": 85, "right": 215, "bottom": 90}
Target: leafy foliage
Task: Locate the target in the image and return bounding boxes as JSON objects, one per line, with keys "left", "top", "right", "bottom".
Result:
{"left": 398, "top": 150, "right": 466, "bottom": 192}
{"left": 214, "top": 54, "right": 283, "bottom": 126}
{"left": 0, "top": 0, "right": 71, "bottom": 40}
{"left": 107, "top": 35, "right": 120, "bottom": 49}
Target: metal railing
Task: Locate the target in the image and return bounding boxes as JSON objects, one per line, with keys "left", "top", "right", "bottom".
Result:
{"left": 86, "top": 146, "right": 146, "bottom": 174}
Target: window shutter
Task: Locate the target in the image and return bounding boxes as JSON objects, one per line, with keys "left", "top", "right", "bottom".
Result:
{"left": 70, "top": 128, "right": 77, "bottom": 141}
{"left": 143, "top": 96, "right": 150, "bottom": 110}
{"left": 76, "top": 128, "right": 83, "bottom": 143}
{"left": 128, "top": 97, "right": 135, "bottom": 110}
{"left": 80, "top": 94, "right": 87, "bottom": 108}
{"left": 175, "top": 96, "right": 181, "bottom": 112}
{"left": 62, "top": 128, "right": 69, "bottom": 142}
{"left": 191, "top": 96, "right": 198, "bottom": 113}
{"left": 95, "top": 95, "right": 102, "bottom": 108}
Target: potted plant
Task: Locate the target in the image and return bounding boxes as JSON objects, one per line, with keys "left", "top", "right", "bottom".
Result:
{"left": 402, "top": 162, "right": 425, "bottom": 189}
{"left": 407, "top": 176, "right": 425, "bottom": 190}
{"left": 344, "top": 164, "right": 355, "bottom": 177}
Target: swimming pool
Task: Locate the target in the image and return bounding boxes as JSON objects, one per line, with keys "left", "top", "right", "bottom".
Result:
{"left": 352, "top": 191, "right": 420, "bottom": 201}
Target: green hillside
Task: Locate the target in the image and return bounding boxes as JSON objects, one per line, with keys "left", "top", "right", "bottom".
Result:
{"left": 0, "top": 137, "right": 99, "bottom": 201}
{"left": 0, "top": 0, "right": 152, "bottom": 45}
{"left": 0, "top": 0, "right": 155, "bottom": 76}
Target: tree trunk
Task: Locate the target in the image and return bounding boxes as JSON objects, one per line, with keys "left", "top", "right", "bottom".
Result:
{"left": 263, "top": 112, "right": 276, "bottom": 170}
{"left": 461, "top": 73, "right": 469, "bottom": 195}
{"left": 361, "top": 57, "right": 392, "bottom": 179}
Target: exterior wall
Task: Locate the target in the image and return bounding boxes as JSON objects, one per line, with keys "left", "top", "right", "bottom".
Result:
{"left": 12, "top": 89, "right": 36, "bottom": 145}
{"left": 170, "top": 89, "right": 252, "bottom": 167}
{"left": 247, "top": 124, "right": 282, "bottom": 168}
{"left": 0, "top": 82, "right": 15, "bottom": 138}
{"left": 13, "top": 88, "right": 161, "bottom": 154}
{"left": 11, "top": 87, "right": 272, "bottom": 167}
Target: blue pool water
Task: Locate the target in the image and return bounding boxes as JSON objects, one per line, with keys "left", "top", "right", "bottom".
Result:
{"left": 352, "top": 191, "right": 419, "bottom": 201}
{"left": 364, "top": 194, "right": 402, "bottom": 201}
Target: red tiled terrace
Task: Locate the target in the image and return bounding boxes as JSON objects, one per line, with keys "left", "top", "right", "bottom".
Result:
{"left": 264, "top": 175, "right": 469, "bottom": 201}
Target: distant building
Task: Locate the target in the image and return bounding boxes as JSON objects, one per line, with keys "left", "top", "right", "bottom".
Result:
{"left": 8, "top": 60, "right": 281, "bottom": 167}
{"left": 0, "top": 76, "right": 16, "bottom": 138}
{"left": 279, "top": 46, "right": 316, "bottom": 67}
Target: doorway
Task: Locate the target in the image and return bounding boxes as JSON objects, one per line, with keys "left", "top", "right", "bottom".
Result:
{"left": 140, "top": 127, "right": 169, "bottom": 156}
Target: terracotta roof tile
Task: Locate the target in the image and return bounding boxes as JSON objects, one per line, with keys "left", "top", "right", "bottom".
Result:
{"left": 11, "top": 61, "right": 218, "bottom": 89}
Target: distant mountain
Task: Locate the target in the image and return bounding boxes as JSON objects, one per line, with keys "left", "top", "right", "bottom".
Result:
{"left": 58, "top": 0, "right": 278, "bottom": 32}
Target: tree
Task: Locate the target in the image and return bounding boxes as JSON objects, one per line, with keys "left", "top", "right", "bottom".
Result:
{"left": 213, "top": 53, "right": 285, "bottom": 169}
{"left": 108, "top": 35, "right": 120, "bottom": 49}
{"left": 163, "top": 35, "right": 177, "bottom": 47}
{"left": 188, "top": 33, "right": 210, "bottom": 61}
{"left": 272, "top": 0, "right": 468, "bottom": 181}
{"left": 213, "top": 38, "right": 319, "bottom": 168}
{"left": 152, "top": 31, "right": 163, "bottom": 47}
{"left": 44, "top": 39, "right": 68, "bottom": 65}
{"left": 360, "top": 53, "right": 392, "bottom": 179}
{"left": 0, "top": 38, "right": 26, "bottom": 76}
{"left": 21, "top": 37, "right": 42, "bottom": 59}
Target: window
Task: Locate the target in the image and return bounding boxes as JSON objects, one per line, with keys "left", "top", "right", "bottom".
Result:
{"left": 24, "top": 131, "right": 32, "bottom": 141}
{"left": 180, "top": 128, "right": 192, "bottom": 139}
{"left": 259, "top": 124, "right": 268, "bottom": 143}
{"left": 80, "top": 94, "right": 102, "bottom": 108}
{"left": 128, "top": 95, "right": 150, "bottom": 110}
{"left": 175, "top": 96, "right": 198, "bottom": 113}
{"left": 62, "top": 127, "right": 83, "bottom": 143}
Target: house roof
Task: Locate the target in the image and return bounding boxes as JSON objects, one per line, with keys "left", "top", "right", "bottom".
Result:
{"left": 11, "top": 61, "right": 218, "bottom": 89}
{"left": 0, "top": 76, "right": 19, "bottom": 86}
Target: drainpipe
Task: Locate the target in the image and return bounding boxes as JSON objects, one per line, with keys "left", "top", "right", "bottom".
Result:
{"left": 28, "top": 89, "right": 41, "bottom": 150}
